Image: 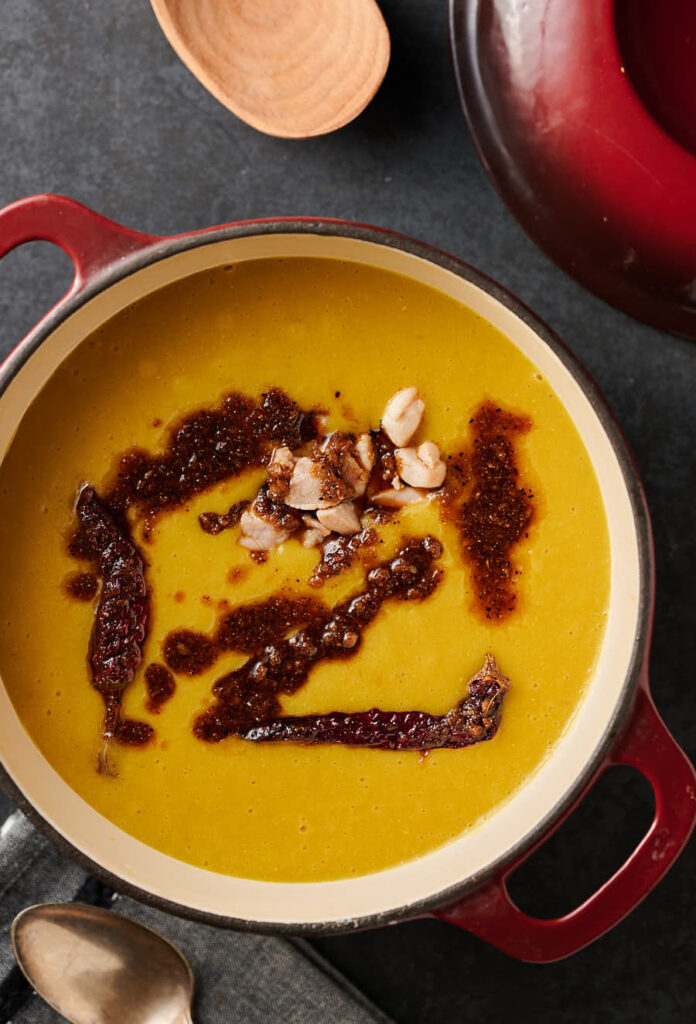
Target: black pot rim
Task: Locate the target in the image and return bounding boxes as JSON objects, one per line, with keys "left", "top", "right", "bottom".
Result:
{"left": 0, "top": 216, "right": 654, "bottom": 936}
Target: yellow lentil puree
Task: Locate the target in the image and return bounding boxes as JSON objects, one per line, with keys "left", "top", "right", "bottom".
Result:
{"left": 0, "top": 258, "right": 609, "bottom": 881}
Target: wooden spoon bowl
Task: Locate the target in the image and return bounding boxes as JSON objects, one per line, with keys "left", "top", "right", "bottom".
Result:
{"left": 150, "top": 0, "right": 391, "bottom": 139}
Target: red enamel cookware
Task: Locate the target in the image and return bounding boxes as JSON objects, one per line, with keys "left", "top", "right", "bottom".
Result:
{"left": 450, "top": 0, "right": 696, "bottom": 339}
{"left": 0, "top": 194, "right": 694, "bottom": 962}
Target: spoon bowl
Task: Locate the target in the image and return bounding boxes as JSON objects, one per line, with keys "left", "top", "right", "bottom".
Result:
{"left": 150, "top": 0, "right": 391, "bottom": 138}
{"left": 12, "top": 903, "right": 194, "bottom": 1024}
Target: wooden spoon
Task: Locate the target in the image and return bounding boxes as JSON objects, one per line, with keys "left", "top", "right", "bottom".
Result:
{"left": 150, "top": 0, "right": 391, "bottom": 138}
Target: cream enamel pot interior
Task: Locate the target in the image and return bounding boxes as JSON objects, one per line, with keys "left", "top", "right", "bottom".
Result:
{"left": 0, "top": 195, "right": 694, "bottom": 963}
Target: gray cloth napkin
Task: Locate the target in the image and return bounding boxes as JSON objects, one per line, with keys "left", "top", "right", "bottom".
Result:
{"left": 0, "top": 811, "right": 393, "bottom": 1024}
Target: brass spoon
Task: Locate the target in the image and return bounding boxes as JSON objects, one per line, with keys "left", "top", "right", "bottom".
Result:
{"left": 12, "top": 903, "right": 194, "bottom": 1024}
{"left": 149, "top": 0, "right": 391, "bottom": 138}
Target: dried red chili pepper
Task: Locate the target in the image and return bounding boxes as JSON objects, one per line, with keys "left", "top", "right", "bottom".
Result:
{"left": 193, "top": 536, "right": 444, "bottom": 743}
{"left": 242, "top": 655, "right": 509, "bottom": 750}
{"left": 76, "top": 484, "right": 151, "bottom": 773}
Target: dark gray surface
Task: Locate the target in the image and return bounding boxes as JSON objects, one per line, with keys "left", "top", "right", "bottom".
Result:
{"left": 0, "top": 815, "right": 392, "bottom": 1024}
{"left": 0, "top": 1, "right": 694, "bottom": 1021}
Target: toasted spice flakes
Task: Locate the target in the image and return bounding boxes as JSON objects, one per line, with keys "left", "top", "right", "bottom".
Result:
{"left": 193, "top": 536, "right": 444, "bottom": 743}
{"left": 162, "top": 630, "right": 217, "bottom": 676}
{"left": 64, "top": 571, "right": 98, "bottom": 601}
{"left": 311, "top": 432, "right": 363, "bottom": 505}
{"left": 101, "top": 388, "right": 316, "bottom": 523}
{"left": 114, "top": 718, "right": 153, "bottom": 746}
{"left": 163, "top": 595, "right": 326, "bottom": 677}
{"left": 452, "top": 402, "right": 534, "bottom": 620}
{"left": 253, "top": 484, "right": 303, "bottom": 533}
{"left": 144, "top": 663, "right": 176, "bottom": 713}
{"left": 216, "top": 595, "right": 326, "bottom": 654}
{"left": 69, "top": 390, "right": 527, "bottom": 768}
{"left": 198, "top": 501, "right": 249, "bottom": 536}
{"left": 309, "top": 528, "right": 378, "bottom": 587}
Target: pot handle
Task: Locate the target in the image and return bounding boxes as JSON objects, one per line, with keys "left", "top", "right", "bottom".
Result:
{"left": 0, "top": 194, "right": 159, "bottom": 294}
{"left": 435, "top": 686, "right": 696, "bottom": 962}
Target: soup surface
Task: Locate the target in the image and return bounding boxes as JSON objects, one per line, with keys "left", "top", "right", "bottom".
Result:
{"left": 0, "top": 258, "right": 610, "bottom": 881}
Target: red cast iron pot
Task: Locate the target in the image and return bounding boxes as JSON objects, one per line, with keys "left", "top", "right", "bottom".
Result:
{"left": 0, "top": 194, "right": 694, "bottom": 963}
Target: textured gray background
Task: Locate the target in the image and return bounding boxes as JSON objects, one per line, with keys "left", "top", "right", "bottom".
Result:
{"left": 1, "top": 1, "right": 695, "bottom": 1021}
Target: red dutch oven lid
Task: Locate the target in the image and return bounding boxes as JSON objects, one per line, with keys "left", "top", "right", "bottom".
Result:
{"left": 450, "top": 0, "right": 696, "bottom": 340}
